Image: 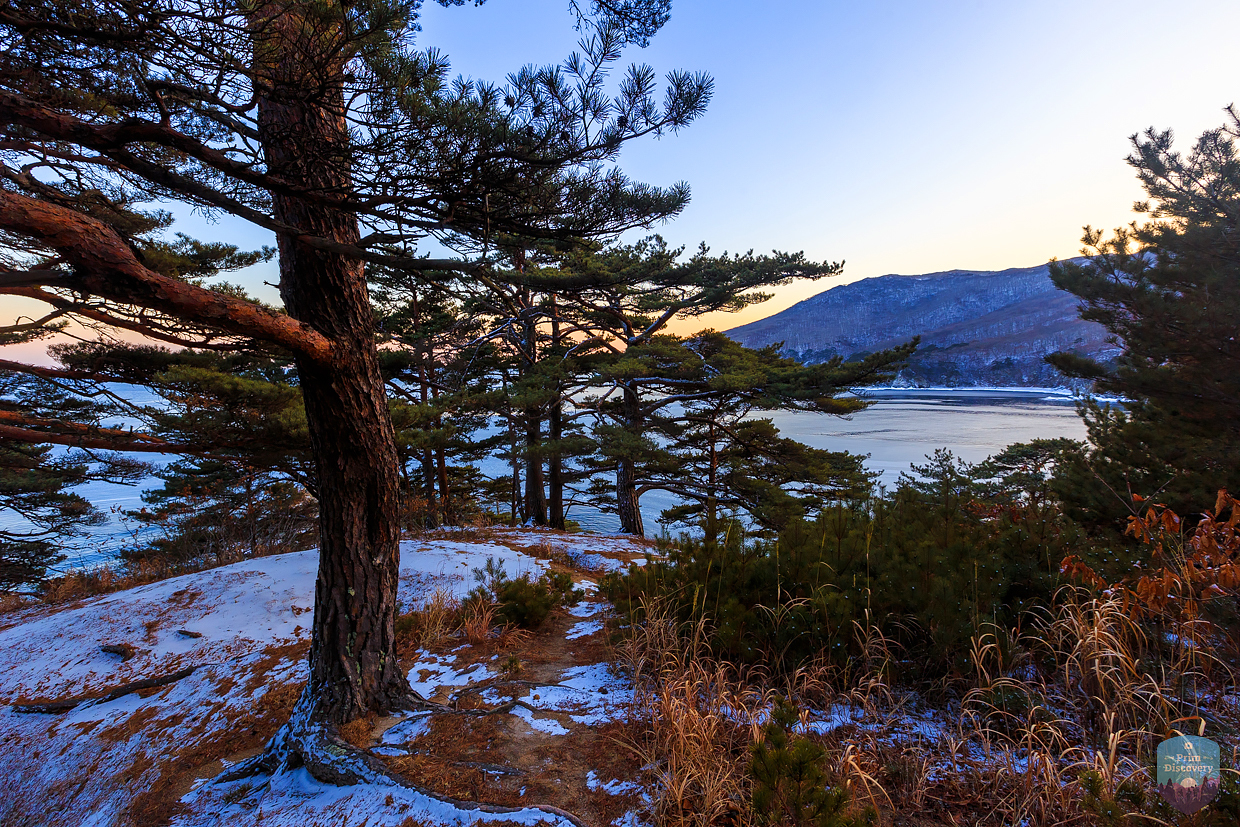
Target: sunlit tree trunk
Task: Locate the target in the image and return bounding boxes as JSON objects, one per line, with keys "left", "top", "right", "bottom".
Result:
{"left": 255, "top": 6, "right": 408, "bottom": 724}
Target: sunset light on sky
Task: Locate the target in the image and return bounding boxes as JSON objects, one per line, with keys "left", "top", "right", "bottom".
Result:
{"left": 6, "top": 0, "right": 1238, "bottom": 355}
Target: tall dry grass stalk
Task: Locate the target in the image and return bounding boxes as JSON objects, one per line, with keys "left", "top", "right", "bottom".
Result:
{"left": 617, "top": 598, "right": 764, "bottom": 826}
{"left": 417, "top": 585, "right": 460, "bottom": 646}
{"left": 616, "top": 599, "right": 892, "bottom": 827}
{"left": 612, "top": 580, "right": 1240, "bottom": 826}
{"left": 461, "top": 598, "right": 498, "bottom": 645}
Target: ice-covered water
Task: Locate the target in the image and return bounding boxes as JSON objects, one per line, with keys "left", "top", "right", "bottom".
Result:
{"left": 20, "top": 389, "right": 1090, "bottom": 566}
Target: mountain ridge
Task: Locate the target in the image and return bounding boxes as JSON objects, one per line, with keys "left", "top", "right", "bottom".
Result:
{"left": 725, "top": 260, "right": 1117, "bottom": 388}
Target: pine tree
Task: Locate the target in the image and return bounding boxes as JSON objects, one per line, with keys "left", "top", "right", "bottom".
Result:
{"left": 0, "top": 374, "right": 150, "bottom": 590}
{"left": 125, "top": 457, "right": 318, "bottom": 569}
{"left": 1, "top": 0, "right": 710, "bottom": 771}
{"left": 650, "top": 332, "right": 898, "bottom": 542}
{"left": 1048, "top": 108, "right": 1240, "bottom": 530}
{"left": 372, "top": 275, "right": 494, "bottom": 527}
{"left": 556, "top": 237, "right": 861, "bottom": 535}
{"left": 586, "top": 327, "right": 911, "bottom": 538}
{"left": 750, "top": 698, "right": 872, "bottom": 827}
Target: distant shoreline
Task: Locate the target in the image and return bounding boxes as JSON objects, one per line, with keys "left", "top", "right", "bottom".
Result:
{"left": 860, "top": 385, "right": 1077, "bottom": 395}
{"left": 846, "top": 386, "right": 1127, "bottom": 404}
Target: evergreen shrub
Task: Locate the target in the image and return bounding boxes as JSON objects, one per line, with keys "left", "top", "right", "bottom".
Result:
{"left": 749, "top": 698, "right": 874, "bottom": 827}
{"left": 605, "top": 449, "right": 1084, "bottom": 678}
{"left": 470, "top": 557, "right": 583, "bottom": 629}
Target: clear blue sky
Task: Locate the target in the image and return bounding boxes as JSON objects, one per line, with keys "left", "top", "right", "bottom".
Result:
{"left": 6, "top": 0, "right": 1238, "bottom": 359}
{"left": 413, "top": 0, "right": 1240, "bottom": 331}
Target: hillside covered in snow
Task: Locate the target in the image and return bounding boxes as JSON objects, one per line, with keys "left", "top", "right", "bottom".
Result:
{"left": 725, "top": 261, "right": 1117, "bottom": 388}
{"left": 0, "top": 530, "right": 656, "bottom": 827}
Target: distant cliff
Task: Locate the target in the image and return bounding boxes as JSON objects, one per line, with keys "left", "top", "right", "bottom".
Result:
{"left": 725, "top": 261, "right": 1118, "bottom": 388}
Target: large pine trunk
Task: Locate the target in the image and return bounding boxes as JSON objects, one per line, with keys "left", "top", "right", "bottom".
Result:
{"left": 256, "top": 9, "right": 409, "bottom": 725}
{"left": 548, "top": 400, "right": 565, "bottom": 529}
{"left": 616, "top": 385, "right": 645, "bottom": 536}
{"left": 616, "top": 458, "right": 645, "bottom": 536}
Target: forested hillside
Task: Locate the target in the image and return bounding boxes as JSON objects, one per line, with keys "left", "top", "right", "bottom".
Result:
{"left": 726, "top": 261, "right": 1117, "bottom": 387}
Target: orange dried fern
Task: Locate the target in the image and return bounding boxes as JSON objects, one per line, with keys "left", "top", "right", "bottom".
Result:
{"left": 1062, "top": 490, "right": 1240, "bottom": 622}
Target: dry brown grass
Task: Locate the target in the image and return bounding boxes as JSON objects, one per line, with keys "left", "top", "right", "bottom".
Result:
{"left": 0, "top": 591, "right": 30, "bottom": 616}
{"left": 616, "top": 601, "right": 757, "bottom": 826}
{"left": 461, "top": 598, "right": 498, "bottom": 644}
{"left": 609, "top": 583, "right": 1240, "bottom": 827}
{"left": 35, "top": 538, "right": 308, "bottom": 609}
{"left": 38, "top": 565, "right": 134, "bottom": 603}
{"left": 396, "top": 585, "right": 463, "bottom": 657}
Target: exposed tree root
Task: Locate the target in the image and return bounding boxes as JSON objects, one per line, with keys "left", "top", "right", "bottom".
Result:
{"left": 11, "top": 665, "right": 200, "bottom": 714}
{"left": 218, "top": 693, "right": 589, "bottom": 827}
{"left": 448, "top": 678, "right": 566, "bottom": 707}
{"left": 402, "top": 683, "right": 568, "bottom": 720}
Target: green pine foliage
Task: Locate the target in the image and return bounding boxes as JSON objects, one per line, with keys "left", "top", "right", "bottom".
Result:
{"left": 1049, "top": 109, "right": 1240, "bottom": 532}
{"left": 373, "top": 276, "right": 498, "bottom": 527}
{"left": 749, "top": 698, "right": 873, "bottom": 827}
{"left": 0, "top": 441, "right": 110, "bottom": 589}
{"left": 0, "top": 375, "right": 149, "bottom": 590}
{"left": 469, "top": 557, "right": 584, "bottom": 629}
{"left": 123, "top": 458, "right": 317, "bottom": 570}
{"left": 604, "top": 445, "right": 1082, "bottom": 677}
{"left": 587, "top": 329, "right": 910, "bottom": 538}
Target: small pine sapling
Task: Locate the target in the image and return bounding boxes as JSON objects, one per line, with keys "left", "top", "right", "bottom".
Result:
{"left": 469, "top": 557, "right": 584, "bottom": 629}
{"left": 749, "top": 698, "right": 873, "bottom": 827}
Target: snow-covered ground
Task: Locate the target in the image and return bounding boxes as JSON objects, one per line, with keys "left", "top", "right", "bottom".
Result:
{"left": 0, "top": 529, "right": 656, "bottom": 827}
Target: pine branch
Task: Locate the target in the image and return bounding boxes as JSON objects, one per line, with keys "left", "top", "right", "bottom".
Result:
{"left": 0, "top": 189, "right": 336, "bottom": 362}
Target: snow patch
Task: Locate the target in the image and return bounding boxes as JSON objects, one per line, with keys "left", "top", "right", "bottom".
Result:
{"left": 380, "top": 714, "right": 433, "bottom": 746}
{"left": 566, "top": 618, "right": 604, "bottom": 640}
{"left": 174, "top": 766, "right": 580, "bottom": 827}
{"left": 512, "top": 705, "right": 570, "bottom": 735}
{"left": 569, "top": 600, "right": 604, "bottom": 617}
{"left": 586, "top": 770, "right": 641, "bottom": 796}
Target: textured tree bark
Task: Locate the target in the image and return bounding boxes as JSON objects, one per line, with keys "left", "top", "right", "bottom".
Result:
{"left": 418, "top": 353, "right": 441, "bottom": 527}
{"left": 508, "top": 400, "right": 522, "bottom": 525}
{"left": 436, "top": 438, "right": 450, "bottom": 525}
{"left": 548, "top": 302, "right": 566, "bottom": 530}
{"left": 616, "top": 384, "right": 645, "bottom": 537}
{"left": 421, "top": 446, "right": 437, "bottom": 525}
{"left": 705, "top": 422, "right": 718, "bottom": 547}
{"left": 548, "top": 400, "right": 565, "bottom": 530}
{"left": 524, "top": 411, "right": 548, "bottom": 525}
{"left": 255, "top": 8, "right": 409, "bottom": 724}
{"left": 616, "top": 458, "right": 645, "bottom": 537}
